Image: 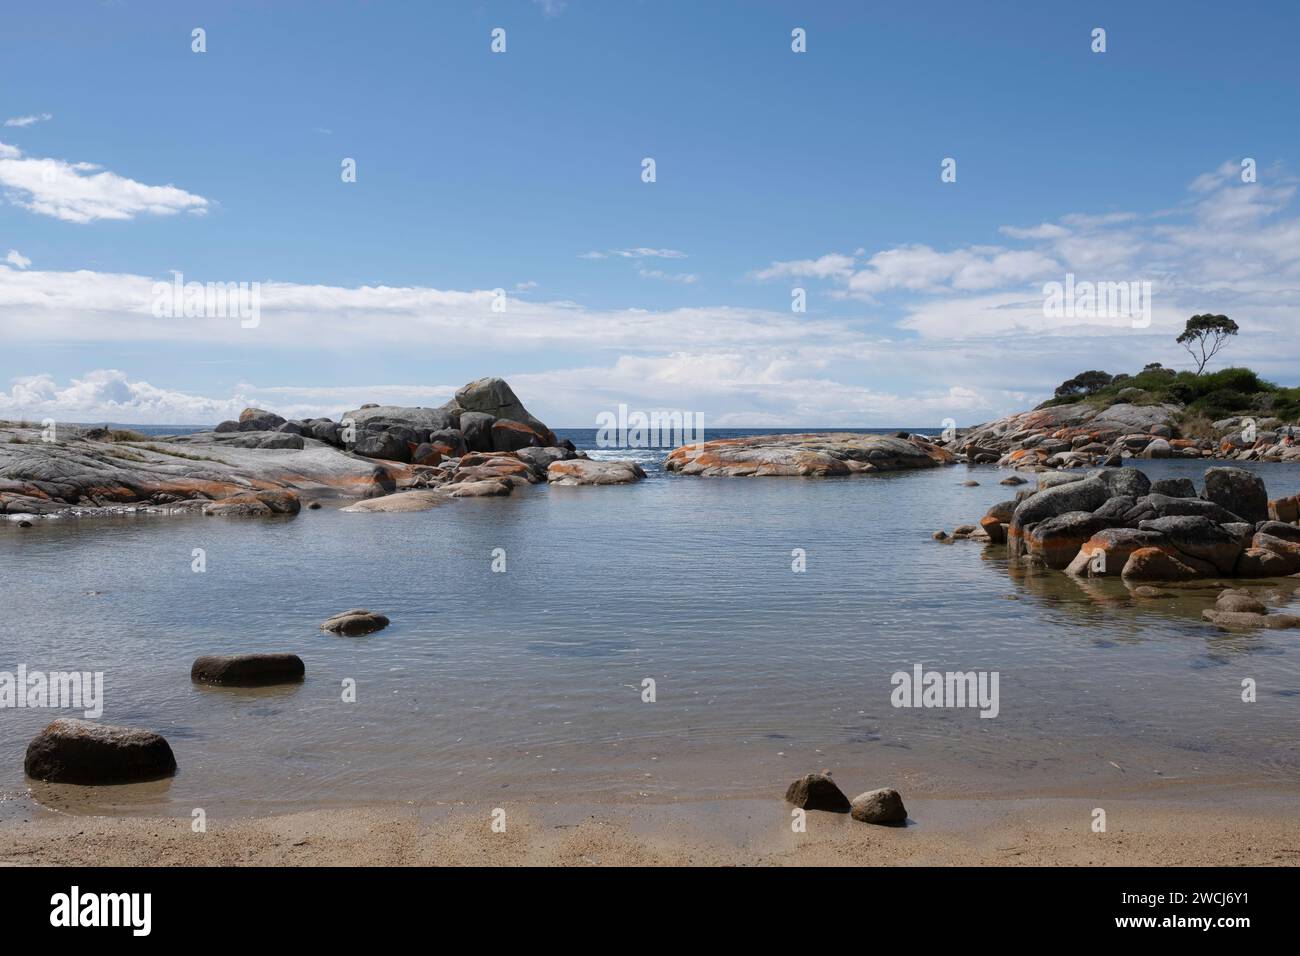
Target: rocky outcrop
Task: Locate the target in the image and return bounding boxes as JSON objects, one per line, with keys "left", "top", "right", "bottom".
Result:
{"left": 0, "top": 379, "right": 612, "bottom": 518}
{"left": 941, "top": 401, "right": 1300, "bottom": 469}
{"left": 190, "top": 653, "right": 305, "bottom": 686}
{"left": 664, "top": 433, "right": 953, "bottom": 477}
{"left": 0, "top": 422, "right": 396, "bottom": 515}
{"left": 968, "top": 465, "right": 1300, "bottom": 586}
{"left": 24, "top": 718, "right": 177, "bottom": 784}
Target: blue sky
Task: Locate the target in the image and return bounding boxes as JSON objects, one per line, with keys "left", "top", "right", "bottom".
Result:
{"left": 2, "top": 0, "right": 1298, "bottom": 426}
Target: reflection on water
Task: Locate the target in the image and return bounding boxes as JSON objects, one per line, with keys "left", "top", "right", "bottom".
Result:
{"left": 2, "top": 447, "right": 1299, "bottom": 818}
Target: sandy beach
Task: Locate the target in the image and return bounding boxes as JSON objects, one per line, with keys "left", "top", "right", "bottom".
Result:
{"left": 4, "top": 780, "right": 1298, "bottom": 867}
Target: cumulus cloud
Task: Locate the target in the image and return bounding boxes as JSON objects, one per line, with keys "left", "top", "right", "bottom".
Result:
{"left": 0, "top": 140, "right": 210, "bottom": 223}
{"left": 5, "top": 249, "right": 30, "bottom": 269}
{"left": 750, "top": 253, "right": 855, "bottom": 281}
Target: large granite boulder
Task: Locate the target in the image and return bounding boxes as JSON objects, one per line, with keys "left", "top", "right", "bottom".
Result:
{"left": 1091, "top": 467, "right": 1151, "bottom": 499}
{"left": 491, "top": 419, "right": 547, "bottom": 452}
{"left": 451, "top": 377, "right": 553, "bottom": 442}
{"left": 1123, "top": 493, "right": 1245, "bottom": 525}
{"left": 548, "top": 459, "right": 646, "bottom": 486}
{"left": 339, "top": 404, "right": 458, "bottom": 435}
{"left": 1121, "top": 547, "right": 1202, "bottom": 581}
{"left": 1151, "top": 477, "right": 1197, "bottom": 498}
{"left": 237, "top": 407, "right": 287, "bottom": 432}
{"left": 24, "top": 719, "right": 177, "bottom": 784}
{"left": 1026, "top": 511, "right": 1117, "bottom": 569}
{"left": 1136, "top": 515, "right": 1244, "bottom": 575}
{"left": 459, "top": 411, "right": 496, "bottom": 453}
{"left": 1203, "top": 467, "right": 1269, "bottom": 524}
{"left": 1066, "top": 527, "right": 1167, "bottom": 577}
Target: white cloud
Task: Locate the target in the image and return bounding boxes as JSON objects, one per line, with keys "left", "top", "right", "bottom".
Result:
{"left": 580, "top": 247, "right": 687, "bottom": 260}
{"left": 4, "top": 113, "right": 52, "bottom": 128}
{"left": 637, "top": 268, "right": 698, "bottom": 284}
{"left": 0, "top": 140, "right": 210, "bottom": 223}
{"left": 750, "top": 253, "right": 856, "bottom": 281}
{"left": 5, "top": 249, "right": 30, "bottom": 269}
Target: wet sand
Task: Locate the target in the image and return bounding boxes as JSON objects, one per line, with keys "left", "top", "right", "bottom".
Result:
{"left": 3, "top": 781, "right": 1297, "bottom": 866}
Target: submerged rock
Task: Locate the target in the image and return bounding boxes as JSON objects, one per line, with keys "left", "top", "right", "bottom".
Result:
{"left": 784, "top": 772, "right": 851, "bottom": 812}
{"left": 191, "top": 653, "right": 305, "bottom": 686}
{"left": 24, "top": 718, "right": 177, "bottom": 784}
{"left": 320, "top": 609, "right": 390, "bottom": 635}
{"left": 202, "top": 489, "right": 302, "bottom": 517}
{"left": 850, "top": 788, "right": 908, "bottom": 825}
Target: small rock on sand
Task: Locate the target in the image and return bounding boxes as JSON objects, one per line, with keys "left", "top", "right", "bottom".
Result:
{"left": 784, "top": 772, "right": 851, "bottom": 812}
{"left": 850, "top": 788, "right": 908, "bottom": 825}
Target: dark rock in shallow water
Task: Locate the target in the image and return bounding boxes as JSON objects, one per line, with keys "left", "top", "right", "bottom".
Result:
{"left": 784, "top": 772, "right": 851, "bottom": 812}
{"left": 24, "top": 718, "right": 177, "bottom": 784}
{"left": 1215, "top": 590, "right": 1267, "bottom": 614}
{"left": 1027, "top": 511, "right": 1118, "bottom": 569}
{"left": 191, "top": 653, "right": 305, "bottom": 686}
{"left": 1136, "top": 515, "right": 1245, "bottom": 575}
{"left": 320, "top": 608, "right": 390, "bottom": 635}
{"left": 1202, "top": 467, "right": 1269, "bottom": 524}
{"left": 203, "top": 489, "right": 301, "bottom": 517}
{"left": 850, "top": 787, "right": 908, "bottom": 825}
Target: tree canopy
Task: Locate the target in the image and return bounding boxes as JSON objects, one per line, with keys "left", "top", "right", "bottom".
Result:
{"left": 1177, "top": 314, "right": 1239, "bottom": 375}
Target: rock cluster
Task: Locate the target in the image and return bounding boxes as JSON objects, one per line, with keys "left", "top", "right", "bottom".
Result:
{"left": 1, "top": 377, "right": 643, "bottom": 518}
{"left": 785, "top": 772, "right": 908, "bottom": 825}
{"left": 970, "top": 466, "right": 1300, "bottom": 591}
{"left": 942, "top": 402, "right": 1300, "bottom": 470}
{"left": 665, "top": 432, "right": 953, "bottom": 477}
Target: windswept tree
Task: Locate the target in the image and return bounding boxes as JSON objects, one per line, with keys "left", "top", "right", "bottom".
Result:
{"left": 1054, "top": 370, "right": 1113, "bottom": 400}
{"left": 1177, "top": 314, "right": 1239, "bottom": 375}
